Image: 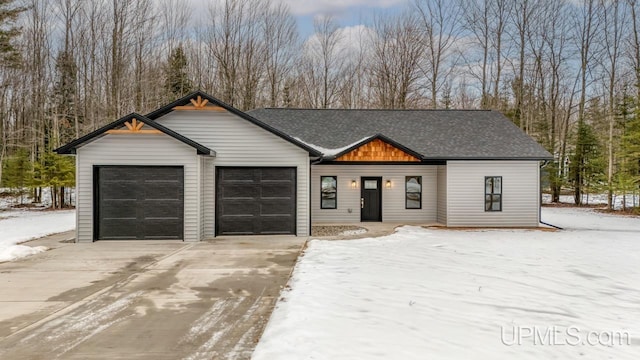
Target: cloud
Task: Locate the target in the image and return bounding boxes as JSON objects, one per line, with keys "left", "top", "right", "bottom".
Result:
{"left": 281, "top": 0, "right": 408, "bottom": 16}
{"left": 303, "top": 24, "right": 376, "bottom": 61}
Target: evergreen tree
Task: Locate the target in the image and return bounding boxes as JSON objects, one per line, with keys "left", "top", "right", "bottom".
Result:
{"left": 617, "top": 105, "right": 640, "bottom": 210}
{"left": 1, "top": 148, "right": 31, "bottom": 204}
{"left": 53, "top": 49, "right": 78, "bottom": 146}
{"left": 0, "top": 0, "right": 25, "bottom": 68}
{"left": 32, "top": 152, "right": 75, "bottom": 209}
{"left": 570, "top": 123, "right": 606, "bottom": 204}
{"left": 164, "top": 46, "right": 192, "bottom": 99}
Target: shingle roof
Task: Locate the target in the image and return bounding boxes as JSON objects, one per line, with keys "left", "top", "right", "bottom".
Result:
{"left": 247, "top": 108, "right": 553, "bottom": 160}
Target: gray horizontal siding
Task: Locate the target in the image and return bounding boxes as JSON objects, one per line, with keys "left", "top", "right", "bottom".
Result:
{"left": 311, "top": 165, "right": 437, "bottom": 223}
{"left": 437, "top": 165, "right": 447, "bottom": 225}
{"left": 156, "top": 111, "right": 310, "bottom": 236}
{"left": 447, "top": 161, "right": 540, "bottom": 227}
{"left": 76, "top": 134, "right": 200, "bottom": 242}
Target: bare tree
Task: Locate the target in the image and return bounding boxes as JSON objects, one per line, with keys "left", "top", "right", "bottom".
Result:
{"left": 602, "top": 0, "right": 627, "bottom": 209}
{"left": 414, "top": 0, "right": 462, "bottom": 108}
{"left": 262, "top": 1, "right": 298, "bottom": 107}
{"left": 368, "top": 12, "right": 425, "bottom": 109}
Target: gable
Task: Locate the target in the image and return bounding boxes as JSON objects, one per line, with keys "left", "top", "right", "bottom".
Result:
{"left": 55, "top": 113, "right": 213, "bottom": 155}
{"left": 336, "top": 138, "right": 420, "bottom": 162}
{"left": 146, "top": 91, "right": 321, "bottom": 157}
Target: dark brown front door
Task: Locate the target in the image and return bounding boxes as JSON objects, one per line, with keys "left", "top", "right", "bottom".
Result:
{"left": 361, "top": 177, "right": 382, "bottom": 222}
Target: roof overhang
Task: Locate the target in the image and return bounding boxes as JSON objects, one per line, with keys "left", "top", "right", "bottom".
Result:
{"left": 55, "top": 113, "right": 214, "bottom": 156}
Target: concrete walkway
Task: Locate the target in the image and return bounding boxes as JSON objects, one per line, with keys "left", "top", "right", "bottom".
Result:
{"left": 0, "top": 233, "right": 305, "bottom": 360}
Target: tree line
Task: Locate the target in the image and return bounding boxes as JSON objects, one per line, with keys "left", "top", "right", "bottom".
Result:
{"left": 1, "top": 0, "right": 639, "bottom": 210}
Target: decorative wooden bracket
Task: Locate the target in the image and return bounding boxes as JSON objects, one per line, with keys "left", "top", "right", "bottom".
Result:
{"left": 106, "top": 118, "right": 162, "bottom": 135}
{"left": 172, "top": 95, "right": 226, "bottom": 111}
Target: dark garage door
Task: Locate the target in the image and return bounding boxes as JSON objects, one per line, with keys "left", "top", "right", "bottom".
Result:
{"left": 96, "top": 166, "right": 184, "bottom": 240}
{"left": 216, "top": 167, "right": 296, "bottom": 235}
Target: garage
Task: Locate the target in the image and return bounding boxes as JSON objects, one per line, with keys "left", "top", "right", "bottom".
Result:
{"left": 216, "top": 167, "right": 296, "bottom": 235}
{"left": 95, "top": 166, "right": 184, "bottom": 240}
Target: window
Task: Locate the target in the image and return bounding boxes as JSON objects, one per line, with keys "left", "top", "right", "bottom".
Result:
{"left": 321, "top": 176, "right": 337, "bottom": 209}
{"left": 405, "top": 176, "right": 422, "bottom": 209}
{"left": 485, "top": 176, "right": 502, "bottom": 211}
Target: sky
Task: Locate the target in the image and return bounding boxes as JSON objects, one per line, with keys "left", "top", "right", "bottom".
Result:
{"left": 185, "top": 0, "right": 410, "bottom": 39}
{"left": 280, "top": 0, "right": 410, "bottom": 37}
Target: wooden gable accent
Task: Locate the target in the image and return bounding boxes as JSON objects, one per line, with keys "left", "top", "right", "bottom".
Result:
{"left": 172, "top": 95, "right": 226, "bottom": 111}
{"left": 106, "top": 118, "right": 162, "bottom": 135}
{"left": 336, "top": 138, "right": 420, "bottom": 162}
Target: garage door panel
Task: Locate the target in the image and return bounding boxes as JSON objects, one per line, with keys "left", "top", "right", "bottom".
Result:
{"left": 261, "top": 182, "right": 293, "bottom": 198}
{"left": 219, "top": 200, "right": 258, "bottom": 216}
{"left": 102, "top": 181, "right": 138, "bottom": 200}
{"left": 99, "top": 219, "right": 138, "bottom": 239}
{"left": 216, "top": 167, "right": 296, "bottom": 235}
{"left": 96, "top": 166, "right": 184, "bottom": 240}
{"left": 144, "top": 182, "right": 183, "bottom": 200}
{"left": 260, "top": 199, "right": 293, "bottom": 215}
{"left": 100, "top": 200, "right": 138, "bottom": 218}
{"left": 142, "top": 220, "right": 183, "bottom": 239}
{"left": 220, "top": 168, "right": 257, "bottom": 181}
{"left": 218, "top": 216, "right": 255, "bottom": 235}
{"left": 221, "top": 183, "right": 259, "bottom": 198}
{"left": 143, "top": 200, "right": 183, "bottom": 218}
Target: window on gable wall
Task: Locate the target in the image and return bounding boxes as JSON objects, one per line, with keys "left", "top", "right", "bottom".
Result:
{"left": 321, "top": 176, "right": 337, "bottom": 209}
{"left": 485, "top": 176, "right": 502, "bottom": 211}
{"left": 405, "top": 176, "right": 422, "bottom": 209}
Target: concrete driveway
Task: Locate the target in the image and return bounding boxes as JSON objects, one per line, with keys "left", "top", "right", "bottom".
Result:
{"left": 0, "top": 232, "right": 305, "bottom": 360}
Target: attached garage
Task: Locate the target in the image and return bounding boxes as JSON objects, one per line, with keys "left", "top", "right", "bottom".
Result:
{"left": 216, "top": 167, "right": 296, "bottom": 235}
{"left": 95, "top": 166, "right": 184, "bottom": 240}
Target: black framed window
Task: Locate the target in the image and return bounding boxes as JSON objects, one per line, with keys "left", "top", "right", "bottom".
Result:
{"left": 405, "top": 176, "right": 422, "bottom": 209}
{"left": 485, "top": 176, "right": 502, "bottom": 211}
{"left": 321, "top": 176, "right": 337, "bottom": 209}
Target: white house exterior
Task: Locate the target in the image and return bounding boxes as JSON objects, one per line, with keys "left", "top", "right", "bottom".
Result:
{"left": 57, "top": 91, "right": 552, "bottom": 242}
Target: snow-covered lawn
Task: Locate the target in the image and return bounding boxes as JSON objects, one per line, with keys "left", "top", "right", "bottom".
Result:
{"left": 0, "top": 210, "right": 75, "bottom": 262}
{"left": 542, "top": 193, "right": 639, "bottom": 210}
{"left": 253, "top": 208, "right": 640, "bottom": 360}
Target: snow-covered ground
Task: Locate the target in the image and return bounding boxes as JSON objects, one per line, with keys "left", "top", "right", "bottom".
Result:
{"left": 0, "top": 210, "right": 75, "bottom": 262}
{"left": 253, "top": 207, "right": 640, "bottom": 360}
{"left": 542, "top": 192, "right": 639, "bottom": 210}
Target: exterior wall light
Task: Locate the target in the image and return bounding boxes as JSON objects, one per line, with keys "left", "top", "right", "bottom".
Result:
{"left": 385, "top": 180, "right": 392, "bottom": 189}
{"left": 351, "top": 180, "right": 357, "bottom": 189}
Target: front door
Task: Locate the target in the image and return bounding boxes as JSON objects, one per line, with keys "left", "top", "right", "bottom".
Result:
{"left": 361, "top": 177, "right": 382, "bottom": 222}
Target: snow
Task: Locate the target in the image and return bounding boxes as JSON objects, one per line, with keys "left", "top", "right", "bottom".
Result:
{"left": 0, "top": 209, "right": 75, "bottom": 262}
{"left": 294, "top": 136, "right": 372, "bottom": 157}
{"left": 542, "top": 193, "right": 639, "bottom": 210}
{"left": 339, "top": 228, "right": 367, "bottom": 236}
{"left": 253, "top": 207, "right": 640, "bottom": 359}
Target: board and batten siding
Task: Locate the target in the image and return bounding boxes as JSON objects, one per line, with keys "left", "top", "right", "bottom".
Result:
{"left": 436, "top": 165, "right": 447, "bottom": 225}
{"left": 156, "top": 111, "right": 310, "bottom": 237}
{"left": 75, "top": 134, "right": 201, "bottom": 242}
{"left": 446, "top": 161, "right": 540, "bottom": 227}
{"left": 311, "top": 165, "right": 437, "bottom": 223}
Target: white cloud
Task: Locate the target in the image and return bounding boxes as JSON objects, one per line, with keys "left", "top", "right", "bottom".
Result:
{"left": 303, "top": 24, "right": 376, "bottom": 62}
{"left": 281, "top": 0, "right": 408, "bottom": 16}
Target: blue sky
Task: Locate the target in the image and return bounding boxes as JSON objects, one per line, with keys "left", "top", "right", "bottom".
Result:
{"left": 284, "top": 0, "right": 410, "bottom": 37}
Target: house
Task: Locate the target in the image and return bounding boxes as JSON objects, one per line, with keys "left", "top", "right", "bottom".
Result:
{"left": 56, "top": 91, "right": 552, "bottom": 242}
